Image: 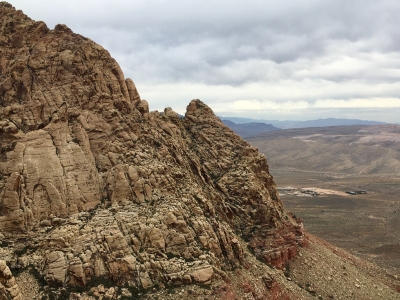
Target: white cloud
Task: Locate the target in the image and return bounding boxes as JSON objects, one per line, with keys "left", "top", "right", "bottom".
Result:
{"left": 314, "top": 98, "right": 400, "bottom": 108}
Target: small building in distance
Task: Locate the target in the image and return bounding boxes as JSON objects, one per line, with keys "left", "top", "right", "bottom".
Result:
{"left": 345, "top": 190, "right": 367, "bottom": 195}
{"left": 300, "top": 188, "right": 320, "bottom": 196}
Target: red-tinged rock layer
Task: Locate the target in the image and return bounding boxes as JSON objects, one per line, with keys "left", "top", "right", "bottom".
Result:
{"left": 248, "top": 219, "right": 305, "bottom": 269}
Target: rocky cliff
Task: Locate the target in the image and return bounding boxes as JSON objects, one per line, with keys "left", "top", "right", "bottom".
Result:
{"left": 0, "top": 1, "right": 304, "bottom": 297}
{"left": 0, "top": 2, "right": 399, "bottom": 300}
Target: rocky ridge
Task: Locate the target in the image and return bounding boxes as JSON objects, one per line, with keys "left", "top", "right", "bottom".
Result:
{"left": 0, "top": 2, "right": 399, "bottom": 299}
{"left": 0, "top": 2, "right": 305, "bottom": 298}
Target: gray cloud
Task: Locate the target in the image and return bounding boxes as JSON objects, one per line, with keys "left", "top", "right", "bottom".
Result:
{"left": 7, "top": 0, "right": 400, "bottom": 122}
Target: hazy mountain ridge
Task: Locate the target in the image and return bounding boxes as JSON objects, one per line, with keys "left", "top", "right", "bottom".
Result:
{"left": 222, "top": 120, "right": 280, "bottom": 138}
{"left": 220, "top": 116, "right": 387, "bottom": 129}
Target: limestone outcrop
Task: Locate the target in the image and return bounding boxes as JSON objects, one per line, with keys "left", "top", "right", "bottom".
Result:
{"left": 1, "top": 3, "right": 399, "bottom": 300}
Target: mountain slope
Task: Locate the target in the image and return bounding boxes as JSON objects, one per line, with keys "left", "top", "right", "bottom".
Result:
{"left": 247, "top": 125, "right": 400, "bottom": 175}
{"left": 0, "top": 2, "right": 399, "bottom": 299}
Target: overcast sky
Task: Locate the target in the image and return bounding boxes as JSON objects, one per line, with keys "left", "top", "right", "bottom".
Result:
{"left": 7, "top": 0, "right": 400, "bottom": 122}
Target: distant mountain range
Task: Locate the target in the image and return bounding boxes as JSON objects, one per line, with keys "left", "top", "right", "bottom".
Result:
{"left": 220, "top": 117, "right": 386, "bottom": 129}
{"left": 222, "top": 120, "right": 279, "bottom": 138}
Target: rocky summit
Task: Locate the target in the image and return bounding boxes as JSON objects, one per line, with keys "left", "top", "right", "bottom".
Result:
{"left": 0, "top": 2, "right": 399, "bottom": 300}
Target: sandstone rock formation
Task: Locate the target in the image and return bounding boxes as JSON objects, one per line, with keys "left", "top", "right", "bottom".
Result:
{"left": 0, "top": 0, "right": 302, "bottom": 291}
{"left": 0, "top": 260, "right": 22, "bottom": 300}
{"left": 0, "top": 2, "right": 399, "bottom": 299}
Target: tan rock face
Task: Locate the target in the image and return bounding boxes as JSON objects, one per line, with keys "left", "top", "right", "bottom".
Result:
{"left": 0, "top": 260, "right": 22, "bottom": 300}
{"left": 0, "top": 2, "right": 305, "bottom": 297}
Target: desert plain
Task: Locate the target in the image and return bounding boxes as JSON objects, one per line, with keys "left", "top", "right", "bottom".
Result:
{"left": 247, "top": 124, "right": 400, "bottom": 274}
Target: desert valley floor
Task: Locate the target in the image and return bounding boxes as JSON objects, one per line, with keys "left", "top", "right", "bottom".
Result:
{"left": 272, "top": 170, "right": 400, "bottom": 273}
{"left": 246, "top": 125, "right": 400, "bottom": 275}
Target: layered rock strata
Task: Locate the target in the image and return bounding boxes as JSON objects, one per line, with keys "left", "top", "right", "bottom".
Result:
{"left": 0, "top": 2, "right": 304, "bottom": 296}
